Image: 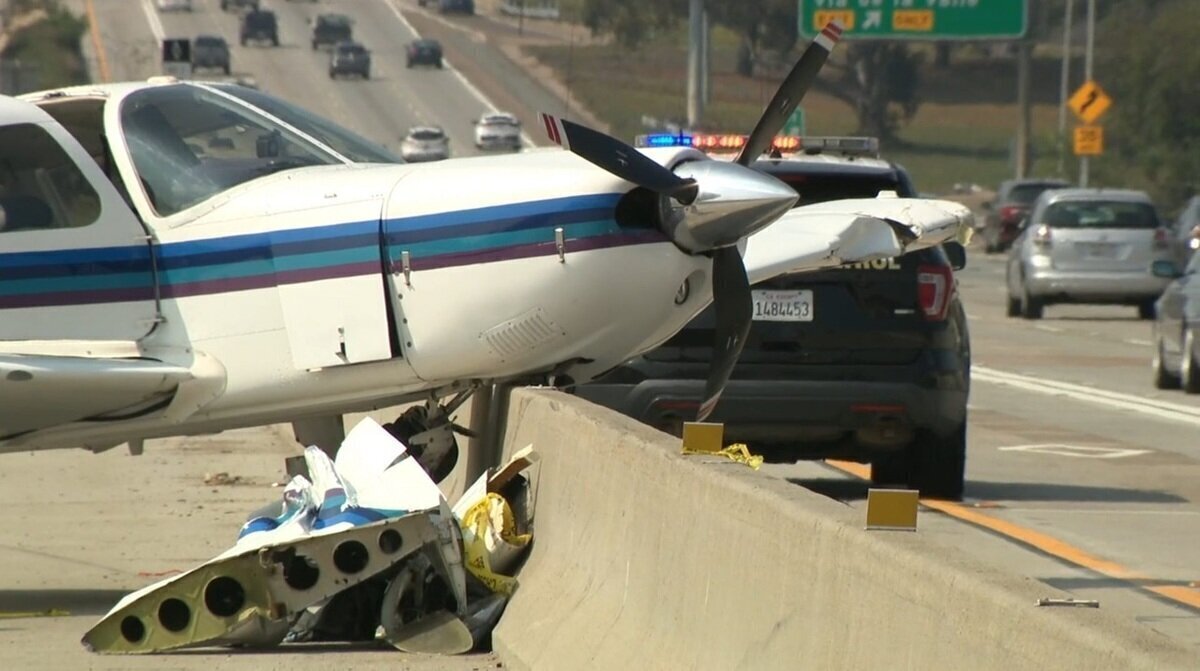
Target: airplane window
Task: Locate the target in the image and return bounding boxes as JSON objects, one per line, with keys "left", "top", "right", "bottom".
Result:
{"left": 119, "top": 85, "right": 343, "bottom": 217}
{"left": 0, "top": 123, "right": 100, "bottom": 233}
{"left": 209, "top": 83, "right": 403, "bottom": 164}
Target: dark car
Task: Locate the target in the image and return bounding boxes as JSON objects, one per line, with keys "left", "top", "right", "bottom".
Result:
{"left": 191, "top": 35, "right": 231, "bottom": 75}
{"left": 311, "top": 13, "right": 352, "bottom": 50}
{"left": 329, "top": 41, "right": 371, "bottom": 79}
{"left": 220, "top": 0, "right": 258, "bottom": 12}
{"left": 438, "top": 0, "right": 474, "bottom": 14}
{"left": 981, "top": 178, "right": 1070, "bottom": 253}
{"left": 406, "top": 39, "right": 443, "bottom": 68}
{"left": 575, "top": 139, "right": 971, "bottom": 499}
{"left": 1152, "top": 252, "right": 1200, "bottom": 391}
{"left": 240, "top": 9, "right": 279, "bottom": 47}
{"left": 1168, "top": 195, "right": 1200, "bottom": 269}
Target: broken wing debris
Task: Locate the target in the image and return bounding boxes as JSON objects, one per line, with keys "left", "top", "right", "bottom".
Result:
{"left": 82, "top": 418, "right": 536, "bottom": 656}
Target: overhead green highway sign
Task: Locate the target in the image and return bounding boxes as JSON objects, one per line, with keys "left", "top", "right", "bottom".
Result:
{"left": 798, "top": 0, "right": 1029, "bottom": 41}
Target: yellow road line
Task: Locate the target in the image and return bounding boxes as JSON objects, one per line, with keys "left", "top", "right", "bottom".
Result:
{"left": 825, "top": 459, "right": 1200, "bottom": 610}
{"left": 85, "top": 0, "right": 112, "bottom": 83}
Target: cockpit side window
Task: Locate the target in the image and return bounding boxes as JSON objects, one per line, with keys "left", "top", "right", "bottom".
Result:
{"left": 0, "top": 123, "right": 101, "bottom": 234}
{"left": 119, "top": 85, "right": 342, "bottom": 217}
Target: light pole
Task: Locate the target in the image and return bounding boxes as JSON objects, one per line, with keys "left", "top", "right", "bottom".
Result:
{"left": 1057, "top": 0, "right": 1074, "bottom": 178}
{"left": 1080, "top": 0, "right": 1095, "bottom": 188}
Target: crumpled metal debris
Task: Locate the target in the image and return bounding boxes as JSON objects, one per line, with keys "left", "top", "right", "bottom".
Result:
{"left": 82, "top": 418, "right": 536, "bottom": 656}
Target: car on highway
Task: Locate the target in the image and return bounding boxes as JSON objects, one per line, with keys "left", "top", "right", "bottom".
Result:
{"left": 219, "top": 0, "right": 258, "bottom": 12}
{"left": 1005, "top": 188, "right": 1172, "bottom": 320}
{"left": 155, "top": 0, "right": 192, "bottom": 11}
{"left": 473, "top": 112, "right": 522, "bottom": 151}
{"left": 1151, "top": 253, "right": 1200, "bottom": 392}
{"left": 575, "top": 134, "right": 971, "bottom": 500}
{"left": 406, "top": 39, "right": 444, "bottom": 68}
{"left": 311, "top": 14, "right": 353, "bottom": 51}
{"left": 438, "top": 0, "right": 475, "bottom": 14}
{"left": 191, "top": 35, "right": 231, "bottom": 75}
{"left": 1168, "top": 195, "right": 1200, "bottom": 269}
{"left": 400, "top": 126, "right": 450, "bottom": 162}
{"left": 329, "top": 41, "right": 371, "bottom": 79}
{"left": 981, "top": 178, "right": 1070, "bottom": 253}
{"left": 240, "top": 9, "right": 279, "bottom": 47}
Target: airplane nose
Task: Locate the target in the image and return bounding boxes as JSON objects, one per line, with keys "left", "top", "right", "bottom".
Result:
{"left": 665, "top": 161, "right": 798, "bottom": 253}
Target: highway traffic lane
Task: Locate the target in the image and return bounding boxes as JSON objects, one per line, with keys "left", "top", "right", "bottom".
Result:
{"left": 0, "top": 424, "right": 500, "bottom": 670}
{"left": 759, "top": 340, "right": 1200, "bottom": 648}
{"left": 957, "top": 252, "right": 1194, "bottom": 404}
{"left": 118, "top": 0, "right": 499, "bottom": 159}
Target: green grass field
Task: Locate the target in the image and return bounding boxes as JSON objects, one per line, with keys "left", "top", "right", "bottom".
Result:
{"left": 527, "top": 29, "right": 1104, "bottom": 196}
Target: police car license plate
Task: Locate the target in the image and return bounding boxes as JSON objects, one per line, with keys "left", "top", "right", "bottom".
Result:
{"left": 751, "top": 290, "right": 813, "bottom": 322}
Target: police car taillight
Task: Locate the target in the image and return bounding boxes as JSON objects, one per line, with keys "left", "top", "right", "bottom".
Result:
{"left": 917, "top": 264, "right": 953, "bottom": 321}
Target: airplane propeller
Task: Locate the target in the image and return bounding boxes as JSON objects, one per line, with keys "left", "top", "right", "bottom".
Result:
{"left": 540, "top": 21, "right": 845, "bottom": 422}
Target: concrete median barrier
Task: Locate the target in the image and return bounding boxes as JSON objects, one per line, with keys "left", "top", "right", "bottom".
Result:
{"left": 491, "top": 389, "right": 1195, "bottom": 671}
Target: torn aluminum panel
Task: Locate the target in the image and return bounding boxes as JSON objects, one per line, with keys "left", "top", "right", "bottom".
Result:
{"left": 82, "top": 418, "right": 466, "bottom": 654}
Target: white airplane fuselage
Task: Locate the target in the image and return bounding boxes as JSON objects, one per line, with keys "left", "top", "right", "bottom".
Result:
{"left": 0, "top": 81, "right": 710, "bottom": 451}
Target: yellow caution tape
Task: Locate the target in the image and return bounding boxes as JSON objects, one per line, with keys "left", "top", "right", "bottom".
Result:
{"left": 682, "top": 442, "right": 763, "bottom": 470}
{"left": 460, "top": 493, "right": 531, "bottom": 596}
{"left": 0, "top": 608, "right": 70, "bottom": 619}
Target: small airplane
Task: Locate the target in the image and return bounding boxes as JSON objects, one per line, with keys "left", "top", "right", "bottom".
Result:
{"left": 0, "top": 21, "right": 969, "bottom": 477}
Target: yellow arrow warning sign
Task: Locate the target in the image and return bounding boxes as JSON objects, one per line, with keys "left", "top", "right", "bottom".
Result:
{"left": 1069, "top": 81, "right": 1112, "bottom": 124}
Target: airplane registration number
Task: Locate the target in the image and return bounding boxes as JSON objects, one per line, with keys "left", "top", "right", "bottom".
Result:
{"left": 751, "top": 290, "right": 813, "bottom": 322}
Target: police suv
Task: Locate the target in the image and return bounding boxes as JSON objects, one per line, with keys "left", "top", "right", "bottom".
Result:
{"left": 576, "top": 134, "right": 971, "bottom": 500}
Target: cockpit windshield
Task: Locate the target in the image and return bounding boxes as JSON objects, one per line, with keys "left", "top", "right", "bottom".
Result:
{"left": 211, "top": 83, "right": 402, "bottom": 165}
{"left": 119, "top": 84, "right": 396, "bottom": 218}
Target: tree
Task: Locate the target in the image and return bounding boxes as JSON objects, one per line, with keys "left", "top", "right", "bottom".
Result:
{"left": 579, "top": 0, "right": 680, "bottom": 49}
{"left": 822, "top": 44, "right": 922, "bottom": 142}
{"left": 1095, "top": 0, "right": 1199, "bottom": 210}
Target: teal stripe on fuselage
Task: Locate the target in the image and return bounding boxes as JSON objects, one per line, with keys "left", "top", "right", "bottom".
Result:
{"left": 386, "top": 220, "right": 617, "bottom": 258}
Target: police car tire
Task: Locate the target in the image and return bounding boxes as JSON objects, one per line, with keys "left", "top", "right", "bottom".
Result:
{"left": 869, "top": 423, "right": 966, "bottom": 501}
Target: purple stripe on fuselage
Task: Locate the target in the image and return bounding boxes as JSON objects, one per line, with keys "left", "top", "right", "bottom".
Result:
{"left": 159, "top": 260, "right": 384, "bottom": 299}
{"left": 0, "top": 232, "right": 667, "bottom": 309}
{"left": 411, "top": 230, "right": 668, "bottom": 271}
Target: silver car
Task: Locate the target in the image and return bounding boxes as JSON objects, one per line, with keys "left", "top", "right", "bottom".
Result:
{"left": 473, "top": 112, "right": 521, "bottom": 151}
{"left": 1005, "top": 188, "right": 1172, "bottom": 320}
{"left": 400, "top": 126, "right": 449, "bottom": 162}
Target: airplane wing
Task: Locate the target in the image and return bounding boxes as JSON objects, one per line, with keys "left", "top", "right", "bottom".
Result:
{"left": 0, "top": 341, "right": 224, "bottom": 445}
{"left": 743, "top": 196, "right": 974, "bottom": 285}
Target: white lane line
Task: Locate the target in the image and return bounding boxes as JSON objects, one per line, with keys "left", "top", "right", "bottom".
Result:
{"left": 380, "top": 0, "right": 536, "bottom": 148}
{"left": 1125, "top": 338, "right": 1152, "bottom": 347}
{"left": 974, "top": 365, "right": 1200, "bottom": 428}
{"left": 1034, "top": 324, "right": 1063, "bottom": 333}
{"left": 140, "top": 0, "right": 165, "bottom": 43}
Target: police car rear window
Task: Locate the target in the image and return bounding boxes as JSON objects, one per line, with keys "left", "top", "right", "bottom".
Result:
{"left": 773, "top": 174, "right": 905, "bottom": 207}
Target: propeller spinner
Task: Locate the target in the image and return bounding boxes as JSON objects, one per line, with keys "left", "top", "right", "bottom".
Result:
{"left": 539, "top": 20, "right": 845, "bottom": 422}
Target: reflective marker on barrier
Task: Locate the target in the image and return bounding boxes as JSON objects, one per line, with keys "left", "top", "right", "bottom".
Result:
{"left": 865, "top": 488, "right": 919, "bottom": 531}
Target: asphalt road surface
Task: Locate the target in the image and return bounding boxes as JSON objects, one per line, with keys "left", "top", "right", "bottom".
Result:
{"left": 4, "top": 0, "right": 1197, "bottom": 665}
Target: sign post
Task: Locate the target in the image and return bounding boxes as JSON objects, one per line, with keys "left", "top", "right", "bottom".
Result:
{"left": 798, "top": 0, "right": 1028, "bottom": 40}
{"left": 1068, "top": 79, "right": 1112, "bottom": 177}
{"left": 161, "top": 38, "right": 192, "bottom": 80}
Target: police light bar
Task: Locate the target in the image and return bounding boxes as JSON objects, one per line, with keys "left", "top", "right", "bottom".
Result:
{"left": 633, "top": 133, "right": 879, "bottom": 157}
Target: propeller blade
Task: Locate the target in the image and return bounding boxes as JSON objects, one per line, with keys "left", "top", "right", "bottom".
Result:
{"left": 735, "top": 21, "right": 844, "bottom": 167}
{"left": 697, "top": 247, "right": 752, "bottom": 422}
{"left": 539, "top": 112, "right": 699, "bottom": 204}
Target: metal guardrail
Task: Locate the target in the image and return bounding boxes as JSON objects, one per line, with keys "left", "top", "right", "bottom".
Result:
{"left": 499, "top": 1, "right": 560, "bottom": 20}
